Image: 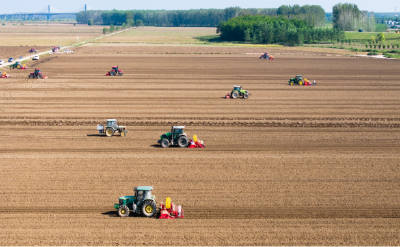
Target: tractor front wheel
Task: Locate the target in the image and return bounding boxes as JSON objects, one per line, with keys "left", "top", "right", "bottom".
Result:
{"left": 29, "top": 75, "right": 33, "bottom": 79}
{"left": 121, "top": 131, "right": 126, "bottom": 137}
{"left": 105, "top": 128, "right": 114, "bottom": 137}
{"left": 244, "top": 93, "right": 249, "bottom": 99}
{"left": 118, "top": 205, "right": 130, "bottom": 217}
{"left": 290, "top": 82, "right": 294, "bottom": 85}
{"left": 118, "top": 72, "right": 123, "bottom": 76}
{"left": 231, "top": 92, "right": 238, "bottom": 99}
{"left": 38, "top": 74, "right": 43, "bottom": 79}
{"left": 141, "top": 201, "right": 156, "bottom": 217}
{"left": 110, "top": 71, "right": 115, "bottom": 76}
{"left": 178, "top": 136, "right": 189, "bottom": 148}
{"left": 17, "top": 65, "right": 21, "bottom": 69}
{"left": 161, "top": 139, "right": 170, "bottom": 148}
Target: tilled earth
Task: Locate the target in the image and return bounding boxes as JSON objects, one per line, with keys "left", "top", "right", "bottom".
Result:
{"left": 0, "top": 54, "right": 399, "bottom": 245}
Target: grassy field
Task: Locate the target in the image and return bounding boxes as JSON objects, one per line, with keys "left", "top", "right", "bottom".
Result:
{"left": 345, "top": 31, "right": 400, "bottom": 44}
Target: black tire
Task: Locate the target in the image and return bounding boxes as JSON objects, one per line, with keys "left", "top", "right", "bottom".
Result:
{"left": 38, "top": 74, "right": 43, "bottom": 79}
{"left": 244, "top": 93, "right": 249, "bottom": 99}
{"left": 118, "top": 72, "right": 123, "bottom": 76}
{"left": 105, "top": 128, "right": 114, "bottom": 137}
{"left": 29, "top": 75, "right": 33, "bottom": 79}
{"left": 178, "top": 136, "right": 189, "bottom": 148}
{"left": 161, "top": 139, "right": 170, "bottom": 148}
{"left": 110, "top": 71, "right": 115, "bottom": 76}
{"left": 141, "top": 201, "right": 156, "bottom": 217}
{"left": 231, "top": 92, "right": 238, "bottom": 99}
{"left": 118, "top": 205, "right": 130, "bottom": 217}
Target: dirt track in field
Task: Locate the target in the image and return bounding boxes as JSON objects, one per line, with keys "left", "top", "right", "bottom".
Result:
{"left": 0, "top": 54, "right": 399, "bottom": 246}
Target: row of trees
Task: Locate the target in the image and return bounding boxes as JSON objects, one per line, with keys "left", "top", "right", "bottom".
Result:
{"left": 76, "top": 5, "right": 326, "bottom": 27}
{"left": 332, "top": 3, "right": 376, "bottom": 31}
{"left": 365, "top": 42, "right": 400, "bottom": 49}
{"left": 217, "top": 15, "right": 344, "bottom": 46}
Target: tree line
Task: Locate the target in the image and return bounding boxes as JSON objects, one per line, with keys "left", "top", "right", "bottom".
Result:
{"left": 332, "top": 3, "right": 376, "bottom": 31}
{"left": 217, "top": 15, "right": 345, "bottom": 46}
{"left": 76, "top": 5, "right": 326, "bottom": 28}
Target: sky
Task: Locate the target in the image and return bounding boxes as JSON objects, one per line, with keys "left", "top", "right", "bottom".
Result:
{"left": 1, "top": 0, "right": 398, "bottom": 14}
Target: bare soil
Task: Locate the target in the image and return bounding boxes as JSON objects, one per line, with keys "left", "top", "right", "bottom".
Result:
{"left": 0, "top": 54, "right": 399, "bottom": 246}
{"left": 0, "top": 46, "right": 53, "bottom": 61}
{"left": 77, "top": 44, "right": 362, "bottom": 55}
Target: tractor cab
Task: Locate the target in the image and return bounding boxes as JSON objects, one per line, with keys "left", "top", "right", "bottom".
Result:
{"left": 106, "top": 119, "right": 118, "bottom": 128}
{"left": 112, "top": 66, "right": 119, "bottom": 72}
{"left": 134, "top": 186, "right": 155, "bottom": 205}
{"left": 295, "top": 75, "right": 302, "bottom": 81}
{"left": 172, "top": 126, "right": 185, "bottom": 138}
{"left": 233, "top": 85, "right": 242, "bottom": 91}
{"left": 35, "top": 69, "right": 41, "bottom": 75}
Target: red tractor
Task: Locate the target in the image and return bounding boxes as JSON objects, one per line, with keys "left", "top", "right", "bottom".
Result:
{"left": 105, "top": 66, "right": 123, "bottom": 76}
{"left": 52, "top": 46, "right": 60, "bottom": 52}
{"left": 28, "top": 69, "right": 48, "bottom": 79}
{"left": 260, "top": 53, "right": 275, "bottom": 60}
{"left": 29, "top": 48, "right": 38, "bottom": 53}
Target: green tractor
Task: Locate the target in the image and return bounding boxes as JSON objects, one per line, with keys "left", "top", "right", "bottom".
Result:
{"left": 9, "top": 61, "right": 28, "bottom": 70}
{"left": 158, "top": 126, "right": 189, "bottom": 148}
{"left": 288, "top": 75, "right": 304, "bottom": 85}
{"left": 114, "top": 186, "right": 157, "bottom": 217}
{"left": 231, "top": 85, "right": 250, "bottom": 99}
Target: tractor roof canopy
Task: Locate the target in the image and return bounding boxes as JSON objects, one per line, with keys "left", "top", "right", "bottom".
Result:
{"left": 172, "top": 126, "right": 185, "bottom": 129}
{"left": 135, "top": 186, "right": 153, "bottom": 191}
{"left": 107, "top": 119, "right": 117, "bottom": 122}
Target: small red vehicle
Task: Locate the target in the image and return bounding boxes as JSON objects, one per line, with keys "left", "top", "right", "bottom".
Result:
{"left": 105, "top": 66, "right": 123, "bottom": 76}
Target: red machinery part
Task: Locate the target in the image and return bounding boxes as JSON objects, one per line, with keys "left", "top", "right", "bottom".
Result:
{"left": 159, "top": 202, "right": 184, "bottom": 219}
{"left": 188, "top": 140, "right": 205, "bottom": 148}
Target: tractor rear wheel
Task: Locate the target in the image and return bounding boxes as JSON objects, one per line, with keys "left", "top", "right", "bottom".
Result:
{"left": 118, "top": 205, "right": 130, "bottom": 217}
{"left": 105, "top": 128, "right": 114, "bottom": 137}
{"left": 231, "top": 92, "right": 238, "bottom": 99}
{"left": 161, "top": 139, "right": 170, "bottom": 148}
{"left": 298, "top": 81, "right": 303, "bottom": 85}
{"left": 17, "top": 65, "right": 21, "bottom": 69}
{"left": 178, "top": 136, "right": 189, "bottom": 148}
{"left": 244, "top": 93, "right": 249, "bottom": 99}
{"left": 141, "top": 201, "right": 156, "bottom": 217}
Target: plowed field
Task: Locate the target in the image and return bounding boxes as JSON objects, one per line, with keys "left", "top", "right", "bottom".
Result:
{"left": 0, "top": 54, "right": 399, "bottom": 246}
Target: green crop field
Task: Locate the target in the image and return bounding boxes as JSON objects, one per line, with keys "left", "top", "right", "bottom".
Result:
{"left": 345, "top": 31, "right": 400, "bottom": 44}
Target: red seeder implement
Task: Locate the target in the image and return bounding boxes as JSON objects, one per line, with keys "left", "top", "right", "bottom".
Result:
{"left": 159, "top": 197, "right": 184, "bottom": 219}
{"left": 0, "top": 72, "right": 11, "bottom": 78}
